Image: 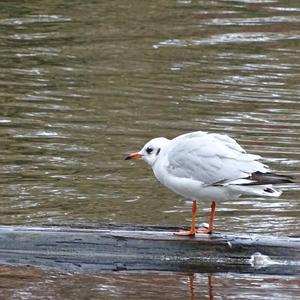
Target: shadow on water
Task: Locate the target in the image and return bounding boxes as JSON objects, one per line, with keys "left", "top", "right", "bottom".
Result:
{"left": 0, "top": 0, "right": 300, "bottom": 298}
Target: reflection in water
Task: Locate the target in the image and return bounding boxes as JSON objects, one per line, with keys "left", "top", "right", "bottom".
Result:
{"left": 1, "top": 266, "right": 299, "bottom": 300}
{"left": 208, "top": 275, "right": 213, "bottom": 300}
{"left": 188, "top": 274, "right": 213, "bottom": 300}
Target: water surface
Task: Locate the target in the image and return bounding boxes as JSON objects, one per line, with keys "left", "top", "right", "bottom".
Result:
{"left": 1, "top": 266, "right": 299, "bottom": 300}
{"left": 0, "top": 0, "right": 300, "bottom": 298}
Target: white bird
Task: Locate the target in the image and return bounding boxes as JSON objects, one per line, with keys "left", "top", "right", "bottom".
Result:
{"left": 125, "top": 131, "right": 293, "bottom": 236}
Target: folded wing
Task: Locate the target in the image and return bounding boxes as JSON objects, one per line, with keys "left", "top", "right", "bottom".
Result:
{"left": 166, "top": 131, "right": 268, "bottom": 186}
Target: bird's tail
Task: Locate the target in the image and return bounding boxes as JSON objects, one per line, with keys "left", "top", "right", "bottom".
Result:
{"left": 229, "top": 184, "right": 282, "bottom": 197}
{"left": 227, "top": 171, "right": 294, "bottom": 198}
{"left": 245, "top": 171, "right": 294, "bottom": 185}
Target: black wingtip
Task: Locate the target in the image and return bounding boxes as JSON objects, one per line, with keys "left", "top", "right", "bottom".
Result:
{"left": 246, "top": 171, "right": 294, "bottom": 185}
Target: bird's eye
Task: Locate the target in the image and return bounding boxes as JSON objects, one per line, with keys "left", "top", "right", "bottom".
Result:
{"left": 146, "top": 147, "right": 153, "bottom": 154}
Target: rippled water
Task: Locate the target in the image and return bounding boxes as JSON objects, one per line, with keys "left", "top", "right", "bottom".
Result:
{"left": 0, "top": 0, "right": 300, "bottom": 298}
{"left": 0, "top": 266, "right": 299, "bottom": 300}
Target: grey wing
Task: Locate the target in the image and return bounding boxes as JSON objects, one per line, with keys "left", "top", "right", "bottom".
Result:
{"left": 166, "top": 132, "right": 268, "bottom": 185}
{"left": 172, "top": 131, "right": 246, "bottom": 154}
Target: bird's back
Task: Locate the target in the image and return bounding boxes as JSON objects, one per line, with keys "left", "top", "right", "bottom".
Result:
{"left": 164, "top": 131, "right": 267, "bottom": 185}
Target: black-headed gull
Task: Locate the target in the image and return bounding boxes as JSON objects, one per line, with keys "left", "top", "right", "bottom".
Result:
{"left": 125, "top": 131, "right": 293, "bottom": 236}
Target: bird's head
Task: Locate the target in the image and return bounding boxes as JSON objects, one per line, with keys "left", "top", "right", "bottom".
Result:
{"left": 125, "top": 137, "right": 170, "bottom": 166}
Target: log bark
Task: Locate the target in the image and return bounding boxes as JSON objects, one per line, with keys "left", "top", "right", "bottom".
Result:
{"left": 0, "top": 224, "right": 299, "bottom": 274}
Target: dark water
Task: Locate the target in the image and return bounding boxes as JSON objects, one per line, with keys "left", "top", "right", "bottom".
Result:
{"left": 0, "top": 0, "right": 300, "bottom": 298}
{"left": 1, "top": 266, "right": 299, "bottom": 300}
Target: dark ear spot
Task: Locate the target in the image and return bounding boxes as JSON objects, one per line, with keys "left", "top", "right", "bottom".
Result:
{"left": 156, "top": 148, "right": 161, "bottom": 156}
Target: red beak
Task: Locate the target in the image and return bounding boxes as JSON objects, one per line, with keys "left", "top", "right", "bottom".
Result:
{"left": 125, "top": 152, "right": 143, "bottom": 160}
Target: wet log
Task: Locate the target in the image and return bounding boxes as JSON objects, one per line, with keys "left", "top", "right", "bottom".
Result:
{"left": 0, "top": 224, "right": 299, "bottom": 275}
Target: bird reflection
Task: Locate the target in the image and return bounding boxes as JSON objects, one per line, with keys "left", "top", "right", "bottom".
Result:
{"left": 187, "top": 273, "right": 214, "bottom": 300}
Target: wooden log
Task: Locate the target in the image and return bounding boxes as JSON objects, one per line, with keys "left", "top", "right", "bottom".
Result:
{"left": 0, "top": 224, "right": 299, "bottom": 275}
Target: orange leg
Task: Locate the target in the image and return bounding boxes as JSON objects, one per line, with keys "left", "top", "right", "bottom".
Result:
{"left": 175, "top": 200, "right": 197, "bottom": 236}
{"left": 175, "top": 200, "right": 216, "bottom": 236}
{"left": 196, "top": 201, "right": 216, "bottom": 234}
